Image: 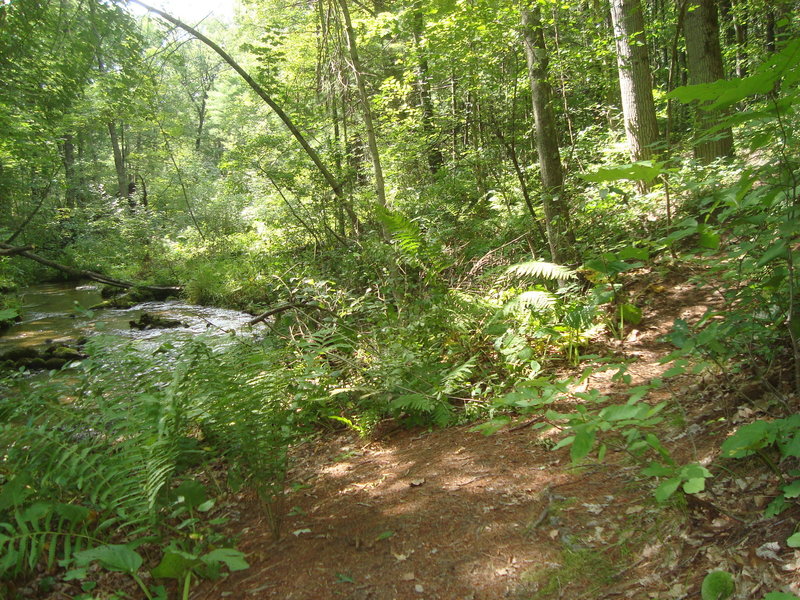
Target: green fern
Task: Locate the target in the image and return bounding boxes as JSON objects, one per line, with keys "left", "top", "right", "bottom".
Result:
{"left": 503, "top": 290, "right": 558, "bottom": 314}
{"left": 506, "top": 261, "right": 576, "bottom": 280}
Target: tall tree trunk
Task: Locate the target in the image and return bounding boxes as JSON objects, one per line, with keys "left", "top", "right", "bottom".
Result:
{"left": 609, "top": 0, "right": 660, "bottom": 162}
{"left": 410, "top": 10, "right": 443, "bottom": 174}
{"left": 107, "top": 121, "right": 129, "bottom": 199}
{"left": 684, "top": 0, "right": 735, "bottom": 162}
{"left": 60, "top": 134, "right": 78, "bottom": 207}
{"left": 337, "top": 0, "right": 388, "bottom": 224}
{"left": 521, "top": 5, "right": 577, "bottom": 264}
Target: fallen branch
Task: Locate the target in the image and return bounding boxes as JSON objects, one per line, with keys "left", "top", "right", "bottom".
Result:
{"left": 0, "top": 243, "right": 181, "bottom": 295}
{"left": 0, "top": 245, "right": 34, "bottom": 256}
{"left": 248, "top": 302, "right": 311, "bottom": 325}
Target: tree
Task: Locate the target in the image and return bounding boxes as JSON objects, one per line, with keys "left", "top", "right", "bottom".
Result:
{"left": 521, "top": 4, "right": 577, "bottom": 264}
{"left": 684, "top": 0, "right": 735, "bottom": 162}
{"left": 609, "top": 0, "right": 660, "bottom": 162}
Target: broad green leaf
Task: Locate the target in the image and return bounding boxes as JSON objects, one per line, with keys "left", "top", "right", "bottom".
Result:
{"left": 698, "top": 229, "right": 720, "bottom": 250}
{"left": 782, "top": 480, "right": 800, "bottom": 499}
{"left": 763, "top": 593, "right": 799, "bottom": 600}
{"left": 642, "top": 462, "right": 673, "bottom": 477}
{"left": 471, "top": 417, "right": 511, "bottom": 436}
{"left": 787, "top": 532, "right": 800, "bottom": 548}
{"left": 600, "top": 404, "right": 645, "bottom": 422}
{"left": 151, "top": 549, "right": 196, "bottom": 579}
{"left": 74, "top": 545, "right": 143, "bottom": 574}
{"left": 654, "top": 477, "right": 682, "bottom": 502}
{"left": 721, "top": 421, "right": 775, "bottom": 458}
{"left": 617, "top": 246, "right": 649, "bottom": 261}
{"left": 757, "top": 240, "right": 788, "bottom": 267}
{"left": 570, "top": 427, "right": 595, "bottom": 462}
{"left": 0, "top": 308, "right": 18, "bottom": 320}
{"left": 173, "top": 479, "right": 208, "bottom": 510}
{"left": 683, "top": 478, "right": 707, "bottom": 494}
{"left": 619, "top": 304, "right": 642, "bottom": 326}
{"left": 201, "top": 549, "right": 249, "bottom": 572}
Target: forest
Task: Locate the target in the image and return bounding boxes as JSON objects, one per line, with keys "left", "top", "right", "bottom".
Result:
{"left": 0, "top": 0, "right": 799, "bottom": 597}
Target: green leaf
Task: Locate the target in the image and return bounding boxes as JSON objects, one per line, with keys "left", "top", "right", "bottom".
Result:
{"left": 642, "top": 462, "right": 673, "bottom": 478}
{"left": 375, "top": 531, "right": 395, "bottom": 541}
{"left": 201, "top": 549, "right": 249, "bottom": 572}
{"left": 151, "top": 549, "right": 197, "bottom": 579}
{"left": 570, "top": 427, "right": 595, "bottom": 462}
{"left": 698, "top": 228, "right": 721, "bottom": 250}
{"left": 617, "top": 246, "right": 649, "bottom": 261}
{"left": 721, "top": 421, "right": 775, "bottom": 458}
{"left": 0, "top": 308, "right": 18, "bottom": 321}
{"left": 787, "top": 532, "right": 800, "bottom": 548}
{"left": 172, "top": 479, "right": 208, "bottom": 510}
{"left": 757, "top": 240, "right": 788, "bottom": 267}
{"left": 763, "top": 593, "right": 799, "bottom": 600}
{"left": 619, "top": 304, "right": 642, "bottom": 326}
{"left": 683, "top": 478, "right": 707, "bottom": 494}
{"left": 471, "top": 417, "right": 511, "bottom": 436}
{"left": 654, "top": 477, "right": 681, "bottom": 502}
{"left": 74, "top": 545, "right": 143, "bottom": 575}
{"left": 701, "top": 570, "right": 734, "bottom": 600}
{"left": 782, "top": 480, "right": 800, "bottom": 499}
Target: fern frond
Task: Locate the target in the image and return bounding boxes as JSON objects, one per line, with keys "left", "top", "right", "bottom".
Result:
{"left": 441, "top": 356, "right": 476, "bottom": 395}
{"left": 503, "top": 290, "right": 558, "bottom": 314}
{"left": 506, "top": 261, "right": 575, "bottom": 280}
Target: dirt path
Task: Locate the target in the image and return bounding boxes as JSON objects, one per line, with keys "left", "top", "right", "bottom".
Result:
{"left": 192, "top": 270, "right": 800, "bottom": 600}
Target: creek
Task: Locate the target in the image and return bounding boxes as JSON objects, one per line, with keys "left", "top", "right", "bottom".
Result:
{"left": 0, "top": 281, "right": 266, "bottom": 357}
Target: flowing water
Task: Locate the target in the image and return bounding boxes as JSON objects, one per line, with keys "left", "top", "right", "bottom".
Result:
{"left": 0, "top": 282, "right": 266, "bottom": 355}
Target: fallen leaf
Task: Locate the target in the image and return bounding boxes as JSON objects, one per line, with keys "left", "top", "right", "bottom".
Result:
{"left": 393, "top": 553, "right": 409, "bottom": 562}
{"left": 401, "top": 572, "right": 415, "bottom": 581}
{"left": 409, "top": 478, "right": 425, "bottom": 487}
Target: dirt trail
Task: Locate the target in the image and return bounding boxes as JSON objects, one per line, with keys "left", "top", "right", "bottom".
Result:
{"left": 193, "top": 270, "right": 800, "bottom": 600}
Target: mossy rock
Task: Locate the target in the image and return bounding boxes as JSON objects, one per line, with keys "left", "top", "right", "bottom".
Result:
{"left": 1, "top": 347, "right": 40, "bottom": 362}
{"left": 46, "top": 346, "right": 84, "bottom": 361}
{"left": 129, "top": 312, "right": 185, "bottom": 330}
{"left": 44, "top": 357, "right": 67, "bottom": 370}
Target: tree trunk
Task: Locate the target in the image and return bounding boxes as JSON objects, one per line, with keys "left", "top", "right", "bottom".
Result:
{"left": 684, "top": 0, "right": 735, "bottom": 163}
{"left": 60, "top": 134, "right": 78, "bottom": 207}
{"left": 108, "top": 121, "right": 129, "bottom": 199}
{"left": 521, "top": 5, "right": 577, "bottom": 264}
{"left": 609, "top": 0, "right": 660, "bottom": 162}
{"left": 337, "top": 0, "right": 388, "bottom": 225}
{"left": 410, "top": 10, "right": 443, "bottom": 174}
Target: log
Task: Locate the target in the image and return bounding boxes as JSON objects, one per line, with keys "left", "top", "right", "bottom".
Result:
{"left": 0, "top": 245, "right": 33, "bottom": 256}
{"left": 248, "top": 302, "right": 306, "bottom": 325}
{"left": 0, "top": 243, "right": 182, "bottom": 294}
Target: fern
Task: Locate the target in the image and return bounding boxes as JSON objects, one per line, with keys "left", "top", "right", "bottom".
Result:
{"left": 503, "top": 290, "right": 558, "bottom": 314}
{"left": 0, "top": 502, "right": 95, "bottom": 577}
{"left": 506, "top": 261, "right": 576, "bottom": 280}
{"left": 378, "top": 208, "right": 449, "bottom": 278}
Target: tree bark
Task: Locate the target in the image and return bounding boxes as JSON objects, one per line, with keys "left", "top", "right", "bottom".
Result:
{"left": 410, "top": 10, "right": 443, "bottom": 174}
{"left": 108, "top": 121, "right": 129, "bottom": 199}
{"left": 521, "top": 5, "right": 577, "bottom": 264}
{"left": 684, "top": 0, "right": 735, "bottom": 163}
{"left": 336, "top": 0, "right": 388, "bottom": 231}
{"left": 609, "top": 0, "right": 660, "bottom": 162}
